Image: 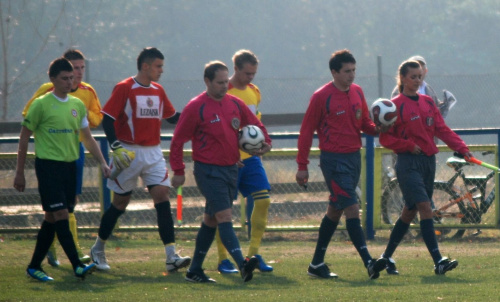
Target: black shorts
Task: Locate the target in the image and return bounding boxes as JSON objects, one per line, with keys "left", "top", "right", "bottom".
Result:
{"left": 319, "top": 150, "right": 361, "bottom": 210}
{"left": 194, "top": 161, "right": 238, "bottom": 216}
{"left": 395, "top": 153, "right": 435, "bottom": 210}
{"left": 35, "top": 158, "right": 76, "bottom": 212}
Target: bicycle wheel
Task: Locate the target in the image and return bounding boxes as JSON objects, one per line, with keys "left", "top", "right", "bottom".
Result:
{"left": 431, "top": 185, "right": 464, "bottom": 239}
{"left": 381, "top": 179, "right": 404, "bottom": 225}
{"left": 382, "top": 179, "right": 465, "bottom": 238}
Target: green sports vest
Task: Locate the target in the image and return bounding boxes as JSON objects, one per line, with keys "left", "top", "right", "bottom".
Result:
{"left": 22, "top": 93, "right": 87, "bottom": 162}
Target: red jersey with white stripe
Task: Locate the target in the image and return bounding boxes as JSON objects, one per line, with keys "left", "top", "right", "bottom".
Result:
{"left": 169, "top": 92, "right": 271, "bottom": 175}
{"left": 102, "top": 77, "right": 175, "bottom": 146}
{"left": 296, "top": 82, "right": 377, "bottom": 170}
{"left": 379, "top": 93, "right": 469, "bottom": 155}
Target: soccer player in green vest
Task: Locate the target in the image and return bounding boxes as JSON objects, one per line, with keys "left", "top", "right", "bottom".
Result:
{"left": 14, "top": 57, "right": 110, "bottom": 282}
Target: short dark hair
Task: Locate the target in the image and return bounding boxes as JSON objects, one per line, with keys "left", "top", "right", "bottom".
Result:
{"left": 232, "top": 49, "right": 259, "bottom": 70}
{"left": 329, "top": 49, "right": 356, "bottom": 72}
{"left": 397, "top": 60, "right": 421, "bottom": 93}
{"left": 63, "top": 49, "right": 85, "bottom": 61}
{"left": 137, "top": 47, "right": 164, "bottom": 71}
{"left": 204, "top": 60, "right": 228, "bottom": 81}
{"left": 48, "top": 57, "right": 73, "bottom": 78}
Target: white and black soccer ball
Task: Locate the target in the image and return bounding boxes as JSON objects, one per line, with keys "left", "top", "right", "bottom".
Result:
{"left": 370, "top": 98, "right": 397, "bottom": 126}
{"left": 239, "top": 125, "right": 265, "bottom": 153}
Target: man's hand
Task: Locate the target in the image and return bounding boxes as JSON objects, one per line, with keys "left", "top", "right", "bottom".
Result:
{"left": 411, "top": 144, "right": 422, "bottom": 155}
{"left": 236, "top": 160, "right": 245, "bottom": 168}
{"left": 13, "top": 173, "right": 25, "bottom": 192}
{"left": 101, "top": 163, "right": 112, "bottom": 179}
{"left": 248, "top": 142, "right": 272, "bottom": 157}
{"left": 296, "top": 170, "right": 309, "bottom": 189}
{"left": 112, "top": 147, "right": 135, "bottom": 170}
{"left": 376, "top": 124, "right": 392, "bottom": 133}
{"left": 171, "top": 174, "right": 185, "bottom": 188}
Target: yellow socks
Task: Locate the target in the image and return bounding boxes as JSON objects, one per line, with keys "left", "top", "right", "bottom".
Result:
{"left": 215, "top": 189, "right": 271, "bottom": 260}
{"left": 68, "top": 212, "right": 83, "bottom": 257}
{"left": 248, "top": 190, "right": 270, "bottom": 256}
{"left": 215, "top": 228, "right": 229, "bottom": 263}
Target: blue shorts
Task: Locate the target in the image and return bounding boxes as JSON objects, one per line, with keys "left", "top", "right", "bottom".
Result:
{"left": 194, "top": 161, "right": 238, "bottom": 216}
{"left": 237, "top": 156, "right": 271, "bottom": 198}
{"left": 35, "top": 158, "right": 76, "bottom": 212}
{"left": 75, "top": 142, "right": 85, "bottom": 196}
{"left": 395, "top": 153, "right": 435, "bottom": 210}
{"left": 320, "top": 151, "right": 360, "bottom": 210}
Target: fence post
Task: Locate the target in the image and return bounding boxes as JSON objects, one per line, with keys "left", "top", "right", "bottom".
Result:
{"left": 377, "top": 55, "right": 383, "bottom": 98}
{"left": 365, "top": 135, "right": 375, "bottom": 239}
{"left": 497, "top": 131, "right": 500, "bottom": 227}
{"left": 100, "top": 137, "right": 111, "bottom": 212}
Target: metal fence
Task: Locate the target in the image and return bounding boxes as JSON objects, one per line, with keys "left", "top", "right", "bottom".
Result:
{"left": 0, "top": 131, "right": 499, "bottom": 238}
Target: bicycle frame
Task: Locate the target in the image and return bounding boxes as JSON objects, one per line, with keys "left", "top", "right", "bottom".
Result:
{"left": 434, "top": 158, "right": 495, "bottom": 224}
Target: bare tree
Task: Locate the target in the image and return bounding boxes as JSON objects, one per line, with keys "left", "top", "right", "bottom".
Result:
{"left": 0, "top": 0, "right": 65, "bottom": 121}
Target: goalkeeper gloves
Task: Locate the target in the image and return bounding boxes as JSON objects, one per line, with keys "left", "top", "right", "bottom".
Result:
{"left": 110, "top": 141, "right": 135, "bottom": 170}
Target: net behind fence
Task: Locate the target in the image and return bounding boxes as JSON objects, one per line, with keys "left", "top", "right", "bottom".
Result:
{"left": 0, "top": 149, "right": 334, "bottom": 231}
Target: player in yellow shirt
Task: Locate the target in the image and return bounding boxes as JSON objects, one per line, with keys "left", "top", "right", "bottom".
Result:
{"left": 215, "top": 50, "right": 273, "bottom": 273}
{"left": 22, "top": 49, "right": 103, "bottom": 266}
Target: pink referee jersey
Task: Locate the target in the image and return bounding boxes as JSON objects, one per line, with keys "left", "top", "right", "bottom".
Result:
{"left": 380, "top": 93, "right": 469, "bottom": 156}
{"left": 169, "top": 92, "right": 271, "bottom": 175}
{"left": 102, "top": 77, "right": 176, "bottom": 146}
{"left": 297, "top": 82, "right": 377, "bottom": 171}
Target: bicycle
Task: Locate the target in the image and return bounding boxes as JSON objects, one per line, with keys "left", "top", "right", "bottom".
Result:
{"left": 381, "top": 151, "right": 496, "bottom": 239}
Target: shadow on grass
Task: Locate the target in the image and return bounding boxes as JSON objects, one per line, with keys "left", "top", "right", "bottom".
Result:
{"left": 48, "top": 267, "right": 296, "bottom": 293}
{"left": 49, "top": 267, "right": 190, "bottom": 293}
{"left": 420, "top": 274, "right": 481, "bottom": 285}
{"left": 208, "top": 273, "right": 298, "bottom": 291}
{"left": 210, "top": 271, "right": 296, "bottom": 289}
{"left": 332, "top": 276, "right": 398, "bottom": 287}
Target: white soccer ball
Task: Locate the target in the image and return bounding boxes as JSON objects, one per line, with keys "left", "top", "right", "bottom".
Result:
{"left": 239, "top": 125, "right": 265, "bottom": 153}
{"left": 370, "top": 98, "right": 397, "bottom": 126}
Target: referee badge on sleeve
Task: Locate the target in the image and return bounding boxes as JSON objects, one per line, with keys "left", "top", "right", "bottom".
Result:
{"left": 355, "top": 108, "right": 362, "bottom": 120}
{"left": 426, "top": 117, "right": 434, "bottom": 126}
{"left": 231, "top": 117, "right": 240, "bottom": 129}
